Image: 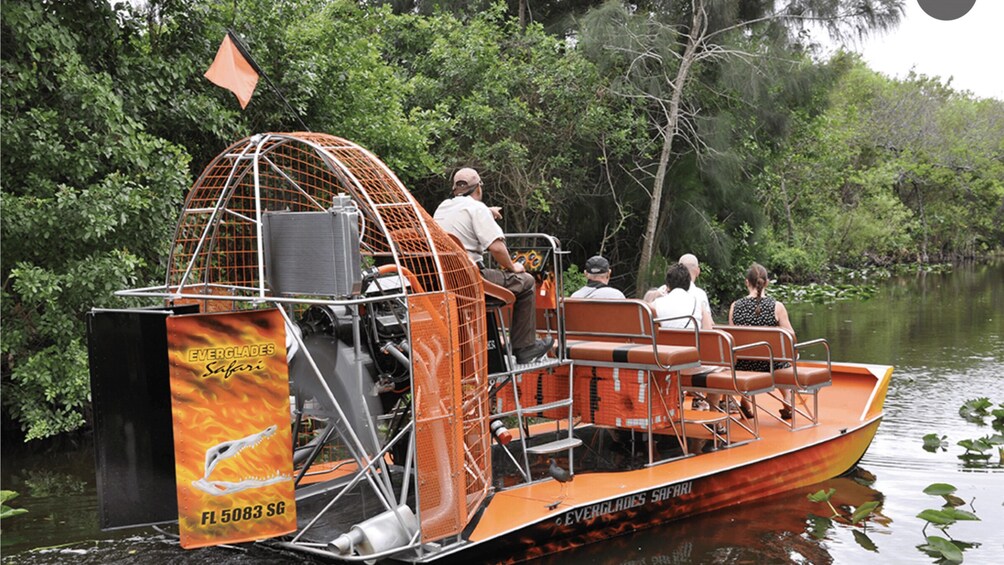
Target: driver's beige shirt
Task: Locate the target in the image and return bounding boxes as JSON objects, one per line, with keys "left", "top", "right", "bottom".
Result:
{"left": 433, "top": 196, "right": 505, "bottom": 265}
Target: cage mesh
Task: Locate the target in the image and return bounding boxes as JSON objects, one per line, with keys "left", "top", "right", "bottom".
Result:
{"left": 165, "top": 133, "right": 490, "bottom": 541}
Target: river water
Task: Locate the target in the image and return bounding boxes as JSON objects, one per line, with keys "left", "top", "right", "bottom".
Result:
{"left": 3, "top": 262, "right": 1002, "bottom": 564}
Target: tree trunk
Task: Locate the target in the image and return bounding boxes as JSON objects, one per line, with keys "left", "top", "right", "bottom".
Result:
{"left": 635, "top": 3, "right": 704, "bottom": 297}
{"left": 780, "top": 175, "right": 794, "bottom": 245}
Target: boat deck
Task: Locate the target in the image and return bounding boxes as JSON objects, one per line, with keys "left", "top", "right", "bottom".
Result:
{"left": 468, "top": 363, "right": 890, "bottom": 544}
{"left": 285, "top": 363, "right": 890, "bottom": 562}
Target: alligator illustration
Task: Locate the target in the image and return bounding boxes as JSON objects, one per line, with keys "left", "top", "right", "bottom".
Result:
{"left": 192, "top": 424, "right": 292, "bottom": 496}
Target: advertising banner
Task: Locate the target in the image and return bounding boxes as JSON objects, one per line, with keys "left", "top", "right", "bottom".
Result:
{"left": 166, "top": 308, "right": 295, "bottom": 548}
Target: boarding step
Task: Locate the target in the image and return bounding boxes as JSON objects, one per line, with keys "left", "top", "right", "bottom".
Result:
{"left": 494, "top": 398, "right": 573, "bottom": 419}
{"left": 676, "top": 409, "right": 727, "bottom": 424}
{"left": 488, "top": 357, "right": 566, "bottom": 383}
{"left": 526, "top": 437, "right": 583, "bottom": 455}
{"left": 676, "top": 409, "right": 727, "bottom": 440}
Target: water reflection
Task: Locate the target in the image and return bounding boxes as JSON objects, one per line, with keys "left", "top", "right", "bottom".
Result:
{"left": 530, "top": 469, "right": 886, "bottom": 565}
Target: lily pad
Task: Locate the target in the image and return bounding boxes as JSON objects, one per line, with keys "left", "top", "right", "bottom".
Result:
{"left": 807, "top": 488, "right": 836, "bottom": 503}
{"left": 919, "top": 535, "right": 963, "bottom": 563}
{"left": 941, "top": 508, "right": 980, "bottom": 521}
{"left": 850, "top": 500, "right": 880, "bottom": 525}
{"left": 959, "top": 397, "right": 992, "bottom": 423}
{"left": 956, "top": 438, "right": 990, "bottom": 453}
{"left": 917, "top": 508, "right": 956, "bottom": 526}
{"left": 852, "top": 529, "right": 878, "bottom": 552}
{"left": 923, "top": 483, "right": 957, "bottom": 496}
{"left": 922, "top": 433, "right": 948, "bottom": 452}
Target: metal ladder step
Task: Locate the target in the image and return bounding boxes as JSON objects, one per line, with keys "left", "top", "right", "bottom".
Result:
{"left": 526, "top": 437, "right": 583, "bottom": 455}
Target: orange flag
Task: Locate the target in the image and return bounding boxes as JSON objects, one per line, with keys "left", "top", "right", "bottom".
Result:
{"left": 205, "top": 34, "right": 259, "bottom": 109}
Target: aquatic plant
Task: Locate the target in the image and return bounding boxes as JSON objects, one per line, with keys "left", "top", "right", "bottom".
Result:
{"left": 958, "top": 435, "right": 1004, "bottom": 466}
{"left": 770, "top": 282, "right": 878, "bottom": 305}
{"left": 806, "top": 487, "right": 882, "bottom": 552}
{"left": 922, "top": 433, "right": 948, "bottom": 452}
{"left": 958, "top": 397, "right": 992, "bottom": 423}
{"left": 915, "top": 483, "right": 980, "bottom": 563}
{"left": 991, "top": 404, "right": 1004, "bottom": 432}
{"left": 807, "top": 488, "right": 839, "bottom": 519}
{"left": 0, "top": 490, "right": 28, "bottom": 520}
{"left": 772, "top": 262, "right": 953, "bottom": 304}
{"left": 807, "top": 488, "right": 881, "bottom": 526}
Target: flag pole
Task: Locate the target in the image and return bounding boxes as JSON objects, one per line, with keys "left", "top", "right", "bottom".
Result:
{"left": 227, "top": 29, "right": 311, "bottom": 132}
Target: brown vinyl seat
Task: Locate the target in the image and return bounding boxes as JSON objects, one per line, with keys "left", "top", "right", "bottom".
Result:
{"left": 483, "top": 279, "right": 515, "bottom": 307}
{"left": 565, "top": 339, "right": 698, "bottom": 369}
{"left": 560, "top": 299, "right": 701, "bottom": 462}
{"left": 658, "top": 326, "right": 775, "bottom": 442}
{"left": 678, "top": 368, "right": 774, "bottom": 393}
{"left": 714, "top": 325, "right": 832, "bottom": 430}
{"left": 562, "top": 299, "right": 699, "bottom": 373}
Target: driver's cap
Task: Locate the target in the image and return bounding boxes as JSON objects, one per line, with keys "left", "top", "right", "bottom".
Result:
{"left": 452, "top": 168, "right": 481, "bottom": 194}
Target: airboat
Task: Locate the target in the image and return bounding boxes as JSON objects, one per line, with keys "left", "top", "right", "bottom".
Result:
{"left": 86, "top": 132, "right": 892, "bottom": 563}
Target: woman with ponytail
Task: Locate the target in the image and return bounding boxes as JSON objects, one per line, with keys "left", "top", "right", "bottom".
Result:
{"left": 728, "top": 263, "right": 796, "bottom": 419}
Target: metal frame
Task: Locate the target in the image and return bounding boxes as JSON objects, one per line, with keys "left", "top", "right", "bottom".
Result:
{"left": 114, "top": 133, "right": 489, "bottom": 563}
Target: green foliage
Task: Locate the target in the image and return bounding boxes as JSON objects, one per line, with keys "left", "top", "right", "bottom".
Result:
{"left": 763, "top": 58, "right": 1004, "bottom": 272}
{"left": 700, "top": 222, "right": 759, "bottom": 312}
{"left": 562, "top": 264, "right": 587, "bottom": 298}
{"left": 850, "top": 501, "right": 880, "bottom": 525}
{"left": 919, "top": 535, "right": 964, "bottom": 563}
{"left": 959, "top": 397, "right": 992, "bottom": 421}
{"left": 390, "top": 5, "right": 644, "bottom": 242}
{"left": 1, "top": 1, "right": 188, "bottom": 440}
{"left": 922, "top": 483, "right": 957, "bottom": 497}
{"left": 770, "top": 281, "right": 878, "bottom": 305}
{"left": 807, "top": 487, "right": 836, "bottom": 503}
{"left": 917, "top": 481, "right": 982, "bottom": 563}
{"left": 0, "top": 490, "right": 29, "bottom": 520}
{"left": 807, "top": 485, "right": 882, "bottom": 534}
{"left": 282, "top": 0, "right": 438, "bottom": 183}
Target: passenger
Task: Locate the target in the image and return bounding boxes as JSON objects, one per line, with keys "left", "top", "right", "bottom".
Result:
{"left": 678, "top": 254, "right": 730, "bottom": 413}
{"left": 728, "top": 262, "right": 794, "bottom": 419}
{"left": 434, "top": 167, "right": 553, "bottom": 364}
{"left": 642, "top": 287, "right": 662, "bottom": 304}
{"left": 653, "top": 263, "right": 717, "bottom": 412}
{"left": 679, "top": 253, "right": 714, "bottom": 326}
{"left": 643, "top": 253, "right": 712, "bottom": 323}
{"left": 571, "top": 255, "right": 626, "bottom": 299}
{"left": 653, "top": 264, "right": 711, "bottom": 330}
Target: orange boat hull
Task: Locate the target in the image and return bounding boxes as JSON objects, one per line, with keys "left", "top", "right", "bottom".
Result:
{"left": 440, "top": 363, "right": 890, "bottom": 564}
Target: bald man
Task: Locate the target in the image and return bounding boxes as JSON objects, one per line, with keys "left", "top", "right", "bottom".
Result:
{"left": 678, "top": 253, "right": 713, "bottom": 326}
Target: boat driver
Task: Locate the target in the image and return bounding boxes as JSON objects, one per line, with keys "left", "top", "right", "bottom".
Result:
{"left": 433, "top": 167, "right": 553, "bottom": 365}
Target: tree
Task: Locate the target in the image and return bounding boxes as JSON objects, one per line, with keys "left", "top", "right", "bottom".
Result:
{"left": 579, "top": 0, "right": 904, "bottom": 295}
{"left": 386, "top": 5, "right": 644, "bottom": 248}
{"left": 1, "top": 1, "right": 189, "bottom": 440}
{"left": 764, "top": 61, "right": 1004, "bottom": 267}
{"left": 279, "top": 0, "right": 439, "bottom": 183}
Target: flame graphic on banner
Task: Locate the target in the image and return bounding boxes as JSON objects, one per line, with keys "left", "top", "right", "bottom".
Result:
{"left": 166, "top": 309, "right": 296, "bottom": 548}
